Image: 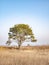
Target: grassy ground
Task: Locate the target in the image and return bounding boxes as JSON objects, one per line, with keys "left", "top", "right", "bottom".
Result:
{"left": 0, "top": 46, "right": 49, "bottom": 65}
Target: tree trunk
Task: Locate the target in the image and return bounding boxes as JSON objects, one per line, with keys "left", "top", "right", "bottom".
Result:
{"left": 18, "top": 44, "right": 21, "bottom": 49}
{"left": 18, "top": 40, "right": 21, "bottom": 49}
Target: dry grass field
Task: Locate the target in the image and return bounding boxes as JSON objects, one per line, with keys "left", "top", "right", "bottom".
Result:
{"left": 0, "top": 46, "right": 49, "bottom": 65}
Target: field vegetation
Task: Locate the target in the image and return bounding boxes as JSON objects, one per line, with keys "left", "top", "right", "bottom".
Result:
{"left": 0, "top": 46, "right": 49, "bottom": 65}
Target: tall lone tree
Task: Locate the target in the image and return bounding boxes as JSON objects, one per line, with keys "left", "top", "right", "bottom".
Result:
{"left": 6, "top": 24, "right": 37, "bottom": 49}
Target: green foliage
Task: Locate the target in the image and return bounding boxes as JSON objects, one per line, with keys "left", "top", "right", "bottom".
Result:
{"left": 10, "top": 24, "right": 33, "bottom": 35}
{"left": 6, "top": 24, "right": 37, "bottom": 49}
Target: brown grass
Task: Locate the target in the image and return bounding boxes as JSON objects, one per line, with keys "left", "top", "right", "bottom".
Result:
{"left": 0, "top": 46, "right": 49, "bottom": 65}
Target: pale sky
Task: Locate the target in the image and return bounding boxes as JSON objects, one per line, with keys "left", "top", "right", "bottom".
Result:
{"left": 0, "top": 0, "right": 49, "bottom": 46}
